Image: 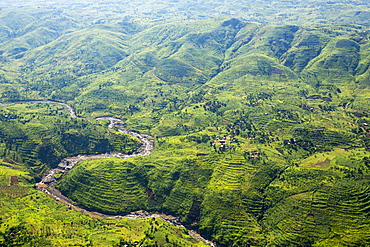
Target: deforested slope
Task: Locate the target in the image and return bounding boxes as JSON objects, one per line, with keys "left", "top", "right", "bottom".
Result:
{"left": 58, "top": 159, "right": 149, "bottom": 214}
{"left": 1, "top": 11, "right": 370, "bottom": 246}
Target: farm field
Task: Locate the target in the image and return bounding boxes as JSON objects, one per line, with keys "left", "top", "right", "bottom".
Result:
{"left": 1, "top": 0, "right": 370, "bottom": 246}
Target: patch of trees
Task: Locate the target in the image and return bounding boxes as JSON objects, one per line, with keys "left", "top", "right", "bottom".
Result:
{"left": 182, "top": 134, "right": 211, "bottom": 144}
{"left": 0, "top": 116, "right": 140, "bottom": 172}
{"left": 244, "top": 92, "right": 273, "bottom": 107}
{"left": 294, "top": 128, "right": 358, "bottom": 152}
{"left": 203, "top": 100, "right": 226, "bottom": 114}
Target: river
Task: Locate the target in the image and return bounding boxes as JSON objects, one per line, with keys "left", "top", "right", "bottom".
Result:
{"left": 1, "top": 100, "right": 216, "bottom": 247}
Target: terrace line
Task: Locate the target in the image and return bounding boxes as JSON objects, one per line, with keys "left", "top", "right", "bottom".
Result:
{"left": 0, "top": 100, "right": 215, "bottom": 247}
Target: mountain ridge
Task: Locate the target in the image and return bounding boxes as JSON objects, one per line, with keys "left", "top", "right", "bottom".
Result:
{"left": 0, "top": 4, "right": 370, "bottom": 246}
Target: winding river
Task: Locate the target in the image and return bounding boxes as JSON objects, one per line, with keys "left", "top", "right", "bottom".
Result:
{"left": 1, "top": 100, "right": 216, "bottom": 247}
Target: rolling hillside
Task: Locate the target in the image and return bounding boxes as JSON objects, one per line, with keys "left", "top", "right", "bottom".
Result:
{"left": 1, "top": 2, "right": 370, "bottom": 246}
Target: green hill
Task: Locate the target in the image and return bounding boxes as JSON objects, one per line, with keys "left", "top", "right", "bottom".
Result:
{"left": 0, "top": 104, "right": 205, "bottom": 247}
{"left": 52, "top": 18, "right": 370, "bottom": 245}
{"left": 1, "top": 3, "right": 370, "bottom": 246}
{"left": 58, "top": 159, "right": 149, "bottom": 214}
{"left": 0, "top": 103, "right": 140, "bottom": 173}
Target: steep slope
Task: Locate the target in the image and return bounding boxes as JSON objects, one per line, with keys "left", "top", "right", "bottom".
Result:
{"left": 128, "top": 18, "right": 244, "bottom": 85}
{"left": 304, "top": 37, "right": 361, "bottom": 84}
{"left": 0, "top": 103, "right": 140, "bottom": 172}
{"left": 264, "top": 150, "right": 370, "bottom": 246}
{"left": 281, "top": 28, "right": 330, "bottom": 72}
{"left": 1, "top": 15, "right": 370, "bottom": 246}
{"left": 0, "top": 11, "right": 36, "bottom": 33}
{"left": 58, "top": 159, "right": 149, "bottom": 214}
{"left": 20, "top": 27, "right": 129, "bottom": 75}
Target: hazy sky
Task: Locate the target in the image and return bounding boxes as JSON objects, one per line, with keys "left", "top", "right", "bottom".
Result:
{"left": 1, "top": 0, "right": 369, "bottom": 26}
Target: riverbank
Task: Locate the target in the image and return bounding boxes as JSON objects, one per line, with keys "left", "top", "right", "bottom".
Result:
{"left": 3, "top": 100, "right": 216, "bottom": 246}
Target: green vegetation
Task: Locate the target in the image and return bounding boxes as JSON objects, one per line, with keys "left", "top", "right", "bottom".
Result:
{"left": 0, "top": 189, "right": 205, "bottom": 246}
{"left": 0, "top": 106, "right": 205, "bottom": 246}
{"left": 0, "top": 103, "right": 140, "bottom": 173}
{"left": 1, "top": 1, "right": 370, "bottom": 246}
{"left": 58, "top": 159, "right": 149, "bottom": 214}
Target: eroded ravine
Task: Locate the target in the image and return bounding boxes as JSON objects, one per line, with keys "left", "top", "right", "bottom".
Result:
{"left": 0, "top": 100, "right": 215, "bottom": 247}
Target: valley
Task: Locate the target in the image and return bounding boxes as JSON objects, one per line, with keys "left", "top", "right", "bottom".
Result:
{"left": 1, "top": 0, "right": 370, "bottom": 246}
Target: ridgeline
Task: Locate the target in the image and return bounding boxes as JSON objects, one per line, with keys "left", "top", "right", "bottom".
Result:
{"left": 1, "top": 1, "right": 370, "bottom": 246}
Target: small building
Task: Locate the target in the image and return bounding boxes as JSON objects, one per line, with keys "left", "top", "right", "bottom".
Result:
{"left": 10, "top": 176, "right": 19, "bottom": 186}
